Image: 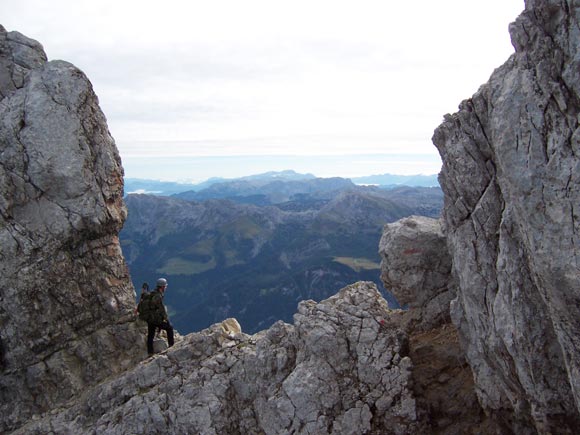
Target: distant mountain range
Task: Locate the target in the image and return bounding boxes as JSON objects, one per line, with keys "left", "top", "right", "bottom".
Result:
{"left": 120, "top": 173, "right": 443, "bottom": 334}
{"left": 173, "top": 177, "right": 355, "bottom": 206}
{"left": 351, "top": 173, "right": 439, "bottom": 187}
{"left": 124, "top": 170, "right": 439, "bottom": 196}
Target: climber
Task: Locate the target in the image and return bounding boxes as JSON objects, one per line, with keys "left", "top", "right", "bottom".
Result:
{"left": 137, "top": 277, "right": 175, "bottom": 355}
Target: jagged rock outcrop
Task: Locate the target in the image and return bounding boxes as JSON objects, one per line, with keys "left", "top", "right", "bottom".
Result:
{"left": 379, "top": 216, "right": 499, "bottom": 434}
{"left": 13, "top": 282, "right": 427, "bottom": 435}
{"left": 0, "top": 27, "right": 46, "bottom": 100}
{"left": 0, "top": 25, "right": 144, "bottom": 433}
{"left": 432, "top": 0, "right": 580, "bottom": 432}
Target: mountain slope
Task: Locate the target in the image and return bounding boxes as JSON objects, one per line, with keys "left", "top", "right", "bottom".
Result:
{"left": 121, "top": 186, "right": 442, "bottom": 333}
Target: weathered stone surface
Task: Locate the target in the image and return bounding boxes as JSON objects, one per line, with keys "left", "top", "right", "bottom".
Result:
{"left": 432, "top": 0, "right": 580, "bottom": 432}
{"left": 379, "top": 215, "right": 453, "bottom": 331}
{"left": 0, "top": 26, "right": 144, "bottom": 433}
{"left": 379, "top": 216, "right": 500, "bottom": 434}
{"left": 0, "top": 25, "right": 47, "bottom": 101}
{"left": 12, "top": 282, "right": 427, "bottom": 435}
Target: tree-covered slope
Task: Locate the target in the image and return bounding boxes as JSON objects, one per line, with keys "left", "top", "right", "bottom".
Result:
{"left": 121, "top": 185, "right": 443, "bottom": 333}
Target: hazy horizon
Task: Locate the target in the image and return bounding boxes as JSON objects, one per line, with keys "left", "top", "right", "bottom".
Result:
{"left": 121, "top": 152, "right": 442, "bottom": 183}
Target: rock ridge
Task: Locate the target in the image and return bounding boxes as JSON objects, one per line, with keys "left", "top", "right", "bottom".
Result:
{"left": 12, "top": 282, "right": 427, "bottom": 435}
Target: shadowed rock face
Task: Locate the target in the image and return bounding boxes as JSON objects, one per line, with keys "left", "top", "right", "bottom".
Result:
{"left": 0, "top": 25, "right": 144, "bottom": 432}
{"left": 433, "top": 0, "right": 580, "bottom": 432}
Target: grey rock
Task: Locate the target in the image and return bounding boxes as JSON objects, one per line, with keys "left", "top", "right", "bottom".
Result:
{"left": 379, "top": 216, "right": 453, "bottom": 331}
{"left": 0, "top": 25, "right": 144, "bottom": 433}
{"left": 379, "top": 215, "right": 498, "bottom": 433}
{"left": 433, "top": 0, "right": 580, "bottom": 432}
{"left": 7, "top": 2, "right": 580, "bottom": 431}
{"left": 0, "top": 25, "right": 47, "bottom": 100}
{"left": 12, "top": 282, "right": 427, "bottom": 435}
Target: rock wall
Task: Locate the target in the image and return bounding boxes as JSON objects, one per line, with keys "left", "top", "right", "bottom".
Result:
{"left": 0, "top": 25, "right": 144, "bottom": 433}
{"left": 432, "top": 0, "right": 580, "bottom": 432}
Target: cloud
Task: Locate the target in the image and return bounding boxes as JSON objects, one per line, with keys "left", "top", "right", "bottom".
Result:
{"left": 2, "top": 0, "right": 525, "bottom": 161}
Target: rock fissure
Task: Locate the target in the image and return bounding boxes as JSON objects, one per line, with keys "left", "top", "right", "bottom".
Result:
{"left": 472, "top": 103, "right": 493, "bottom": 150}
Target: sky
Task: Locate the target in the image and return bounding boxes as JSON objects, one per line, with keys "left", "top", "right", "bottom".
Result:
{"left": 2, "top": 0, "right": 524, "bottom": 181}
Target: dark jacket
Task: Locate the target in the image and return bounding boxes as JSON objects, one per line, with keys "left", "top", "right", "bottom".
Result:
{"left": 138, "top": 289, "right": 168, "bottom": 324}
{"left": 150, "top": 289, "right": 168, "bottom": 323}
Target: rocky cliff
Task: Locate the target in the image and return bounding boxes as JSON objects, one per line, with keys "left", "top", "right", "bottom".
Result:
{"left": 0, "top": 25, "right": 144, "bottom": 433}
{"left": 432, "top": 0, "right": 580, "bottom": 432}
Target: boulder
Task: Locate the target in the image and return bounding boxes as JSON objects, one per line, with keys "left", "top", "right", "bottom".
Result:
{"left": 379, "top": 215, "right": 453, "bottom": 330}
{"left": 380, "top": 215, "right": 499, "bottom": 434}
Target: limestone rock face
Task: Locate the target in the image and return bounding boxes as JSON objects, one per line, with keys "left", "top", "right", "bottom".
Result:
{"left": 432, "top": 0, "right": 580, "bottom": 432}
{"left": 0, "top": 26, "right": 144, "bottom": 433}
{"left": 0, "top": 25, "right": 47, "bottom": 100}
{"left": 379, "top": 216, "right": 499, "bottom": 434}
{"left": 13, "top": 282, "right": 427, "bottom": 435}
{"left": 379, "top": 216, "right": 453, "bottom": 331}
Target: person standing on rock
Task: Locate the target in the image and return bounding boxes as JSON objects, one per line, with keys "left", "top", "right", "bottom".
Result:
{"left": 137, "top": 277, "right": 175, "bottom": 355}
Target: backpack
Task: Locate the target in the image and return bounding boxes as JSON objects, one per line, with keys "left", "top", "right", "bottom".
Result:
{"left": 137, "top": 290, "right": 164, "bottom": 324}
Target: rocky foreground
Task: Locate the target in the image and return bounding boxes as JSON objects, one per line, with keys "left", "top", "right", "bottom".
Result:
{"left": 13, "top": 282, "right": 420, "bottom": 435}
{"left": 12, "top": 272, "right": 490, "bottom": 435}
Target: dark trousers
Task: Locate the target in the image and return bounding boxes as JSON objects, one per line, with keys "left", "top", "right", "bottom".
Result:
{"left": 147, "top": 321, "right": 174, "bottom": 354}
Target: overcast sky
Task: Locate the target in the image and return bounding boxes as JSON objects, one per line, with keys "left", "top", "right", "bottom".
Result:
{"left": 3, "top": 0, "right": 524, "bottom": 179}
